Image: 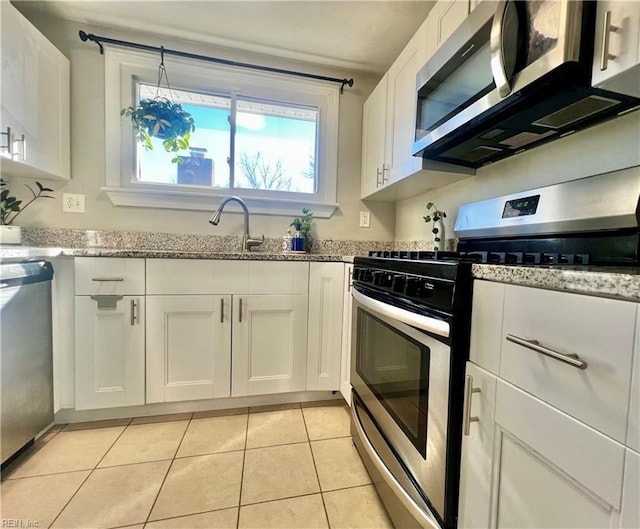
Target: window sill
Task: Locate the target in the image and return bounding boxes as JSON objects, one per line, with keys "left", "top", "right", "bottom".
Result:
{"left": 102, "top": 187, "right": 339, "bottom": 218}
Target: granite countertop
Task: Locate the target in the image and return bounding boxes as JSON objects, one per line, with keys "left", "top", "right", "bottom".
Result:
{"left": 472, "top": 263, "right": 640, "bottom": 303}
{"left": 0, "top": 246, "right": 353, "bottom": 262}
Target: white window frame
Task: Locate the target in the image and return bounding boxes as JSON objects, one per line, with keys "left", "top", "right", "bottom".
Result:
{"left": 104, "top": 48, "right": 339, "bottom": 217}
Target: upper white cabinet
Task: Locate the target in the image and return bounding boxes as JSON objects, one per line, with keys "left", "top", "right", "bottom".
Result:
{"left": 361, "top": 0, "right": 472, "bottom": 201}
{"left": 592, "top": 1, "right": 640, "bottom": 98}
{"left": 0, "top": 1, "right": 70, "bottom": 180}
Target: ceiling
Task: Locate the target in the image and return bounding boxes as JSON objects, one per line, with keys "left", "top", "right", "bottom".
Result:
{"left": 13, "top": 1, "right": 436, "bottom": 76}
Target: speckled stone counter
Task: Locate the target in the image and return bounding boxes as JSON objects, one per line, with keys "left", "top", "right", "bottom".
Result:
{"left": 472, "top": 264, "right": 640, "bottom": 303}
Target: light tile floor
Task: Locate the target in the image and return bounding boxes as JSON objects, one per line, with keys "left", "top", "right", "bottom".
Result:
{"left": 0, "top": 402, "right": 395, "bottom": 529}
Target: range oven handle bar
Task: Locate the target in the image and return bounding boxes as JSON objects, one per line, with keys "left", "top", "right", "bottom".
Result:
{"left": 351, "top": 402, "right": 441, "bottom": 529}
{"left": 352, "top": 288, "right": 450, "bottom": 338}
{"left": 506, "top": 334, "right": 588, "bottom": 370}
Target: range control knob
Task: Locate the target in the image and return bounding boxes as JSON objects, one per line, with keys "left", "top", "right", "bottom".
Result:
{"left": 392, "top": 275, "right": 406, "bottom": 293}
{"left": 406, "top": 278, "right": 435, "bottom": 298}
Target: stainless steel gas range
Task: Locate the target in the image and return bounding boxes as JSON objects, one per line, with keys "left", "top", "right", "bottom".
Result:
{"left": 349, "top": 168, "right": 640, "bottom": 529}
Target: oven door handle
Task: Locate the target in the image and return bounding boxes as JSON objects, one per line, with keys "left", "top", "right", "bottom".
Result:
{"left": 352, "top": 288, "right": 450, "bottom": 338}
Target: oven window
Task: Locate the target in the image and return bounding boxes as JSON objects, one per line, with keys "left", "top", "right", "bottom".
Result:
{"left": 355, "top": 309, "right": 429, "bottom": 457}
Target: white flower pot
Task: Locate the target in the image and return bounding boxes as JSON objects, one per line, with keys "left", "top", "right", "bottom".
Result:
{"left": 0, "top": 225, "right": 22, "bottom": 245}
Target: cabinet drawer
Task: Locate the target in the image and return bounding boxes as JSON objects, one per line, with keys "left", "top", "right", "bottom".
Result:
{"left": 496, "top": 380, "right": 625, "bottom": 511}
{"left": 75, "top": 258, "right": 145, "bottom": 295}
{"left": 501, "top": 284, "right": 637, "bottom": 443}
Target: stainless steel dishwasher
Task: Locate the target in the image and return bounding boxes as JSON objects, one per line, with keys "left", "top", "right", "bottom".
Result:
{"left": 1, "top": 260, "right": 54, "bottom": 466}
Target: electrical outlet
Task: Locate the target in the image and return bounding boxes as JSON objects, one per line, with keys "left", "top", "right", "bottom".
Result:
{"left": 359, "top": 211, "right": 371, "bottom": 228}
{"left": 62, "top": 193, "right": 85, "bottom": 213}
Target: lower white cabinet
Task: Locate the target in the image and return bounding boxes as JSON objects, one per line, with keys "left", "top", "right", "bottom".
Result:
{"left": 458, "top": 362, "right": 497, "bottom": 529}
{"left": 306, "top": 262, "right": 345, "bottom": 392}
{"left": 232, "top": 294, "right": 308, "bottom": 396}
{"left": 75, "top": 295, "right": 145, "bottom": 410}
{"left": 340, "top": 264, "right": 353, "bottom": 404}
{"left": 146, "top": 295, "right": 231, "bottom": 403}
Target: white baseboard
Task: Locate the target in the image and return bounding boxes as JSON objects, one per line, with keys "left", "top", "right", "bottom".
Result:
{"left": 55, "top": 390, "right": 342, "bottom": 424}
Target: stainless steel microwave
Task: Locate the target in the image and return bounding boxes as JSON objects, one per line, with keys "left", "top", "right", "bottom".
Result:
{"left": 413, "top": 0, "right": 640, "bottom": 170}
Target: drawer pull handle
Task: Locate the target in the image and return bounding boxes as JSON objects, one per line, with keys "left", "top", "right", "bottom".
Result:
{"left": 92, "top": 277, "right": 125, "bottom": 282}
{"left": 220, "top": 298, "right": 224, "bottom": 323}
{"left": 130, "top": 299, "right": 138, "bottom": 325}
{"left": 238, "top": 298, "right": 243, "bottom": 323}
{"left": 506, "top": 334, "right": 588, "bottom": 370}
{"left": 463, "top": 375, "right": 481, "bottom": 436}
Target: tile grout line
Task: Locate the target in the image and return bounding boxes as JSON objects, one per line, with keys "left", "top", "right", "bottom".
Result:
{"left": 47, "top": 418, "right": 133, "bottom": 529}
{"left": 301, "top": 407, "right": 333, "bottom": 529}
{"left": 235, "top": 410, "right": 251, "bottom": 529}
{"left": 142, "top": 412, "right": 195, "bottom": 526}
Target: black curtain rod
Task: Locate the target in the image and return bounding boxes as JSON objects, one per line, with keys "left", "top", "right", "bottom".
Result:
{"left": 78, "top": 30, "right": 354, "bottom": 93}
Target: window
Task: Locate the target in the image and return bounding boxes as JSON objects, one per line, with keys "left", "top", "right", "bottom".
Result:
{"left": 104, "top": 48, "right": 339, "bottom": 217}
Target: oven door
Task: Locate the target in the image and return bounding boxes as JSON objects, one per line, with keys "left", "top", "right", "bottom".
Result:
{"left": 350, "top": 285, "right": 452, "bottom": 527}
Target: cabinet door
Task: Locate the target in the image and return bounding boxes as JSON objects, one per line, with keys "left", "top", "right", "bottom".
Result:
{"left": 361, "top": 75, "right": 388, "bottom": 198}
{"left": 0, "top": 1, "right": 70, "bottom": 180}
{"left": 75, "top": 295, "right": 144, "bottom": 410}
{"left": 340, "top": 264, "right": 353, "bottom": 404}
{"left": 387, "top": 28, "right": 428, "bottom": 184}
{"left": 426, "top": 0, "right": 470, "bottom": 54}
{"left": 146, "top": 295, "right": 231, "bottom": 403}
{"left": 491, "top": 380, "right": 625, "bottom": 529}
{"left": 592, "top": 1, "right": 640, "bottom": 97}
{"left": 458, "top": 362, "right": 497, "bottom": 529}
{"left": 620, "top": 448, "right": 640, "bottom": 529}
{"left": 628, "top": 308, "right": 640, "bottom": 451}
{"left": 307, "top": 262, "right": 344, "bottom": 391}
{"left": 232, "top": 294, "right": 308, "bottom": 396}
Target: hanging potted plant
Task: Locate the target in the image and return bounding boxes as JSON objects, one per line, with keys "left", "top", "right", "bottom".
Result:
{"left": 0, "top": 179, "right": 55, "bottom": 244}
{"left": 121, "top": 48, "right": 195, "bottom": 163}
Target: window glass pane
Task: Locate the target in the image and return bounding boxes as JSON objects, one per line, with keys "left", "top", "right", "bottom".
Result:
{"left": 136, "top": 84, "right": 231, "bottom": 188}
{"left": 234, "top": 97, "right": 318, "bottom": 193}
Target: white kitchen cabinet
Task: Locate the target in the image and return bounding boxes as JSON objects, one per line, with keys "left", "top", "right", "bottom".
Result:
{"left": 628, "top": 309, "right": 640, "bottom": 451}
{"left": 232, "top": 294, "right": 308, "bottom": 396}
{"left": 146, "top": 259, "right": 310, "bottom": 400}
{"left": 501, "top": 284, "right": 637, "bottom": 443}
{"left": 361, "top": 75, "right": 388, "bottom": 198}
{"left": 75, "top": 295, "right": 145, "bottom": 410}
{"left": 469, "top": 280, "right": 504, "bottom": 374}
{"left": 592, "top": 1, "right": 640, "bottom": 98}
{"left": 146, "top": 295, "right": 231, "bottom": 403}
{"left": 458, "top": 362, "right": 497, "bottom": 529}
{"left": 74, "top": 258, "right": 145, "bottom": 410}
{"left": 491, "top": 380, "right": 626, "bottom": 529}
{"left": 340, "top": 264, "right": 353, "bottom": 404}
{"left": 306, "top": 262, "right": 344, "bottom": 392}
{"left": 361, "top": 0, "right": 472, "bottom": 201}
{"left": 0, "top": 1, "right": 70, "bottom": 180}
{"left": 621, "top": 448, "right": 640, "bottom": 529}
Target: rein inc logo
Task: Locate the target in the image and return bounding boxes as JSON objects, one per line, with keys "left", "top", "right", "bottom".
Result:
{"left": 2, "top": 520, "right": 40, "bottom": 527}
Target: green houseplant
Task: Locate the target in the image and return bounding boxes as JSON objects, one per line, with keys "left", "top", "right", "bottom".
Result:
{"left": 121, "top": 97, "right": 195, "bottom": 163}
{"left": 0, "top": 179, "right": 55, "bottom": 244}
{"left": 423, "top": 202, "right": 447, "bottom": 251}
{"left": 290, "top": 207, "right": 314, "bottom": 252}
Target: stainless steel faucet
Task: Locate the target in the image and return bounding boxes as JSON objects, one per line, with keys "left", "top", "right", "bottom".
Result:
{"left": 209, "top": 196, "right": 264, "bottom": 252}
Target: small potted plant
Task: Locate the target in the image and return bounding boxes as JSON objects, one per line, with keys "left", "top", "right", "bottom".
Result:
{"left": 121, "top": 97, "right": 195, "bottom": 163}
{"left": 423, "top": 202, "right": 447, "bottom": 251}
{"left": 0, "top": 179, "right": 55, "bottom": 244}
{"left": 290, "top": 207, "right": 314, "bottom": 252}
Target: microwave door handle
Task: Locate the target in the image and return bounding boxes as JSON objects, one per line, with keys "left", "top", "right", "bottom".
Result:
{"left": 490, "top": 0, "right": 512, "bottom": 98}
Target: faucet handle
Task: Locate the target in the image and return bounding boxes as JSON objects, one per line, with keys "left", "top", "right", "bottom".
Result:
{"left": 245, "top": 235, "right": 265, "bottom": 251}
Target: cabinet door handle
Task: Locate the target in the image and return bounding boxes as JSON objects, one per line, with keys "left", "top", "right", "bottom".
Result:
{"left": 130, "top": 298, "right": 137, "bottom": 325}
{"left": 376, "top": 167, "right": 383, "bottom": 187}
{"left": 382, "top": 164, "right": 389, "bottom": 184}
{"left": 238, "top": 298, "right": 243, "bottom": 323}
{"left": 1, "top": 126, "right": 11, "bottom": 156}
{"left": 13, "top": 133, "right": 25, "bottom": 161}
{"left": 506, "top": 334, "right": 588, "bottom": 370}
{"left": 220, "top": 298, "right": 224, "bottom": 323}
{"left": 463, "top": 375, "right": 481, "bottom": 436}
{"left": 600, "top": 10, "right": 619, "bottom": 71}
{"left": 92, "top": 277, "right": 125, "bottom": 282}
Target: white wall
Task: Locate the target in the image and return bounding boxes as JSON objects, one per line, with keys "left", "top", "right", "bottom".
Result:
{"left": 6, "top": 11, "right": 397, "bottom": 242}
{"left": 395, "top": 111, "right": 640, "bottom": 242}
